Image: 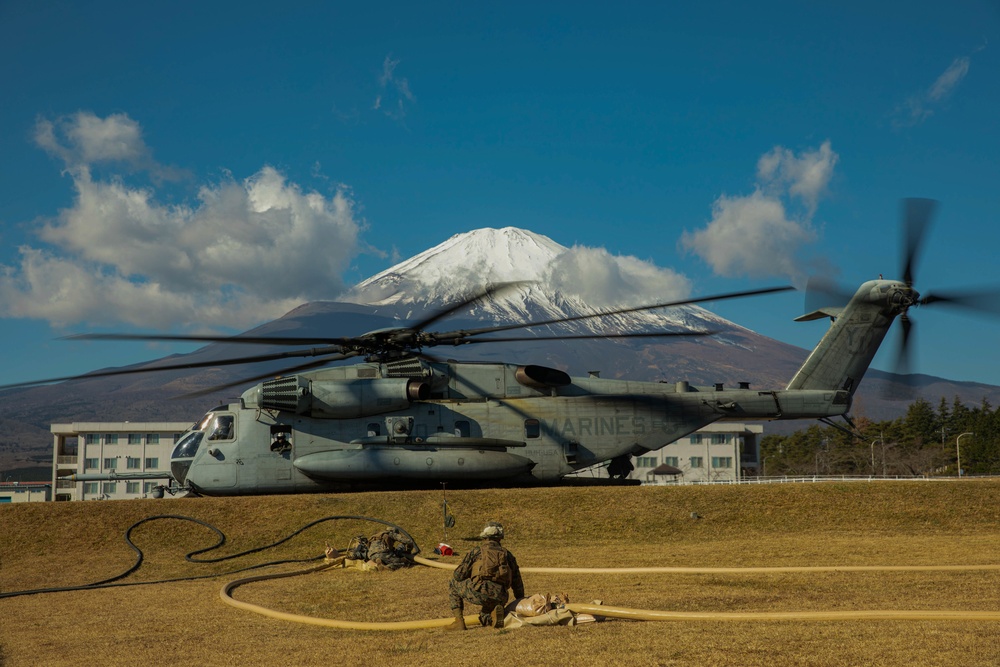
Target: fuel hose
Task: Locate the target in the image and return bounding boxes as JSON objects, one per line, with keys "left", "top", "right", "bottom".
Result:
{"left": 217, "top": 554, "right": 1000, "bottom": 629}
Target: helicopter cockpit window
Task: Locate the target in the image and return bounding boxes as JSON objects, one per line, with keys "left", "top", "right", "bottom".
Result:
{"left": 208, "top": 415, "right": 235, "bottom": 441}
{"left": 454, "top": 420, "right": 471, "bottom": 437}
{"left": 172, "top": 431, "right": 203, "bottom": 459}
{"left": 524, "top": 419, "right": 540, "bottom": 439}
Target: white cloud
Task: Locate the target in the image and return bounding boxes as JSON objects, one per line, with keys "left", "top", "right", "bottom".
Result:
{"left": 35, "top": 112, "right": 146, "bottom": 165}
{"left": 893, "top": 54, "right": 974, "bottom": 128}
{"left": 33, "top": 111, "right": 185, "bottom": 182}
{"left": 374, "top": 54, "right": 415, "bottom": 120}
{"left": 681, "top": 190, "right": 817, "bottom": 281}
{"left": 543, "top": 246, "right": 691, "bottom": 308}
{"left": 756, "top": 140, "right": 838, "bottom": 214}
{"left": 928, "top": 57, "right": 970, "bottom": 101}
{"left": 0, "top": 114, "right": 365, "bottom": 330}
{"left": 681, "top": 141, "right": 836, "bottom": 281}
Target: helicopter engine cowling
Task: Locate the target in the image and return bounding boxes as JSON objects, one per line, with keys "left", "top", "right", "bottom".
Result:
{"left": 255, "top": 376, "right": 429, "bottom": 418}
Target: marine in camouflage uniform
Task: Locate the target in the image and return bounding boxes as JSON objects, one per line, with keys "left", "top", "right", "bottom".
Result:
{"left": 446, "top": 522, "right": 524, "bottom": 631}
{"left": 366, "top": 528, "right": 414, "bottom": 571}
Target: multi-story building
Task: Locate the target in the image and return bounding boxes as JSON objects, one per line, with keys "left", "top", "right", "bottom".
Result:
{"left": 50, "top": 422, "right": 192, "bottom": 501}
{"left": 630, "top": 423, "right": 764, "bottom": 484}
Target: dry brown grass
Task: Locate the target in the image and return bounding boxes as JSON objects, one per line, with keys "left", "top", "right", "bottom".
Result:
{"left": 3, "top": 480, "right": 1000, "bottom": 666}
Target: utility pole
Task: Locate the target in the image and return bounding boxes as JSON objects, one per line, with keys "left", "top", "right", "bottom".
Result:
{"left": 956, "top": 432, "right": 974, "bottom": 477}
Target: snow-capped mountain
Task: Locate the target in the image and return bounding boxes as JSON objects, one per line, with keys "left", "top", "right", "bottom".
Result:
{"left": 345, "top": 227, "right": 735, "bottom": 336}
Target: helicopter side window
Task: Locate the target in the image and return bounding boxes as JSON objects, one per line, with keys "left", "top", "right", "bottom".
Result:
{"left": 454, "top": 420, "right": 471, "bottom": 437}
{"left": 208, "top": 415, "right": 235, "bottom": 441}
{"left": 524, "top": 419, "right": 540, "bottom": 439}
{"left": 367, "top": 423, "right": 381, "bottom": 437}
{"left": 270, "top": 427, "right": 292, "bottom": 453}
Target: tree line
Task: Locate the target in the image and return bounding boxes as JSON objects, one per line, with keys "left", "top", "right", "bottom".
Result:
{"left": 759, "top": 397, "right": 1000, "bottom": 477}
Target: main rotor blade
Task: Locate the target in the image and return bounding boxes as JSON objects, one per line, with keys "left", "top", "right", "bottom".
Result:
{"left": 439, "top": 286, "right": 794, "bottom": 340}
{"left": 63, "top": 332, "right": 357, "bottom": 347}
{"left": 408, "top": 281, "right": 534, "bottom": 332}
{"left": 901, "top": 198, "right": 937, "bottom": 287}
{"left": 0, "top": 345, "right": 347, "bottom": 390}
{"left": 448, "top": 330, "right": 718, "bottom": 345}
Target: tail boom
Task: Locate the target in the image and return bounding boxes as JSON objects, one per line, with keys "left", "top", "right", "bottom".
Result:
{"left": 786, "top": 279, "right": 914, "bottom": 394}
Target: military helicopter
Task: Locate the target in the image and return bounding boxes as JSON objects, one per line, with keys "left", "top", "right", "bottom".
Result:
{"left": 7, "top": 199, "right": 998, "bottom": 495}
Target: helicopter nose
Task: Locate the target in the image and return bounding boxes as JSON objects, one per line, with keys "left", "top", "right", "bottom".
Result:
{"left": 170, "top": 458, "right": 191, "bottom": 486}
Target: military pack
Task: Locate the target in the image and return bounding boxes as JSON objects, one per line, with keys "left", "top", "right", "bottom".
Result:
{"left": 471, "top": 540, "right": 512, "bottom": 586}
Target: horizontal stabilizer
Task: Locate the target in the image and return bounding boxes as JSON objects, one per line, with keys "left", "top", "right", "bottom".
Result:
{"left": 794, "top": 307, "right": 844, "bottom": 322}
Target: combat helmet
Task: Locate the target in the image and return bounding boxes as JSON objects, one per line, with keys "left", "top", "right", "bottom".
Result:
{"left": 479, "top": 521, "right": 504, "bottom": 540}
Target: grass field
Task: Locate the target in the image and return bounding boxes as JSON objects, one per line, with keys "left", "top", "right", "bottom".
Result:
{"left": 2, "top": 480, "right": 1000, "bottom": 666}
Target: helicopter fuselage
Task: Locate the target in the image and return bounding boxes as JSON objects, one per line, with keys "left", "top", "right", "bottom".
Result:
{"left": 170, "top": 359, "right": 851, "bottom": 496}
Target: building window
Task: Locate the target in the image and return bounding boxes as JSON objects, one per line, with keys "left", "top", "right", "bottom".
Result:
{"left": 145, "top": 457, "right": 159, "bottom": 469}
{"left": 103, "top": 458, "right": 118, "bottom": 470}
{"left": 102, "top": 482, "right": 117, "bottom": 494}
{"left": 84, "top": 458, "right": 99, "bottom": 470}
{"left": 84, "top": 482, "right": 99, "bottom": 495}
{"left": 143, "top": 482, "right": 158, "bottom": 494}
{"left": 711, "top": 434, "right": 727, "bottom": 445}
{"left": 712, "top": 457, "right": 733, "bottom": 468}
{"left": 689, "top": 434, "right": 702, "bottom": 444}
{"left": 173, "top": 433, "right": 182, "bottom": 443}
{"left": 126, "top": 457, "right": 141, "bottom": 469}
{"left": 126, "top": 481, "right": 140, "bottom": 494}
{"left": 664, "top": 456, "right": 679, "bottom": 467}
{"left": 146, "top": 433, "right": 160, "bottom": 444}
{"left": 636, "top": 456, "right": 657, "bottom": 468}
{"left": 84, "top": 434, "right": 100, "bottom": 445}
{"left": 128, "top": 434, "right": 142, "bottom": 445}
{"left": 524, "top": 419, "right": 540, "bottom": 439}
{"left": 105, "top": 434, "right": 119, "bottom": 445}
{"left": 690, "top": 456, "right": 703, "bottom": 468}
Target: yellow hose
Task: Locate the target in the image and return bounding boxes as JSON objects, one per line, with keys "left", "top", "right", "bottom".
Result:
{"left": 219, "top": 554, "right": 1000, "bottom": 628}
{"left": 562, "top": 604, "right": 1000, "bottom": 622}
{"left": 220, "top": 558, "right": 479, "bottom": 630}
{"left": 415, "top": 556, "right": 1000, "bottom": 574}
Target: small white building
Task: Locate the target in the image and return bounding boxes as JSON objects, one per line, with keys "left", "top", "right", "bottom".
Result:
{"left": 630, "top": 423, "right": 764, "bottom": 484}
{"left": 0, "top": 481, "right": 52, "bottom": 503}
{"left": 50, "top": 422, "right": 193, "bottom": 501}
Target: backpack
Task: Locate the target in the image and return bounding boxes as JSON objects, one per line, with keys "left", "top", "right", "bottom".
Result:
{"left": 347, "top": 535, "right": 369, "bottom": 561}
{"left": 471, "top": 540, "right": 511, "bottom": 586}
{"left": 367, "top": 530, "right": 394, "bottom": 557}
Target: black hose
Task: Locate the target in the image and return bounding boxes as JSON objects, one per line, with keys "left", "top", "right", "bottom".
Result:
{"left": 0, "top": 514, "right": 420, "bottom": 599}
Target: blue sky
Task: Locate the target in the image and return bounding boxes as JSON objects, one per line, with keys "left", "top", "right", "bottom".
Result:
{"left": 1, "top": 1, "right": 998, "bottom": 388}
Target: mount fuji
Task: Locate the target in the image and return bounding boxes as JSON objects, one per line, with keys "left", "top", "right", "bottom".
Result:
{"left": 3, "top": 227, "right": 999, "bottom": 465}
{"left": 346, "top": 227, "right": 732, "bottom": 336}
